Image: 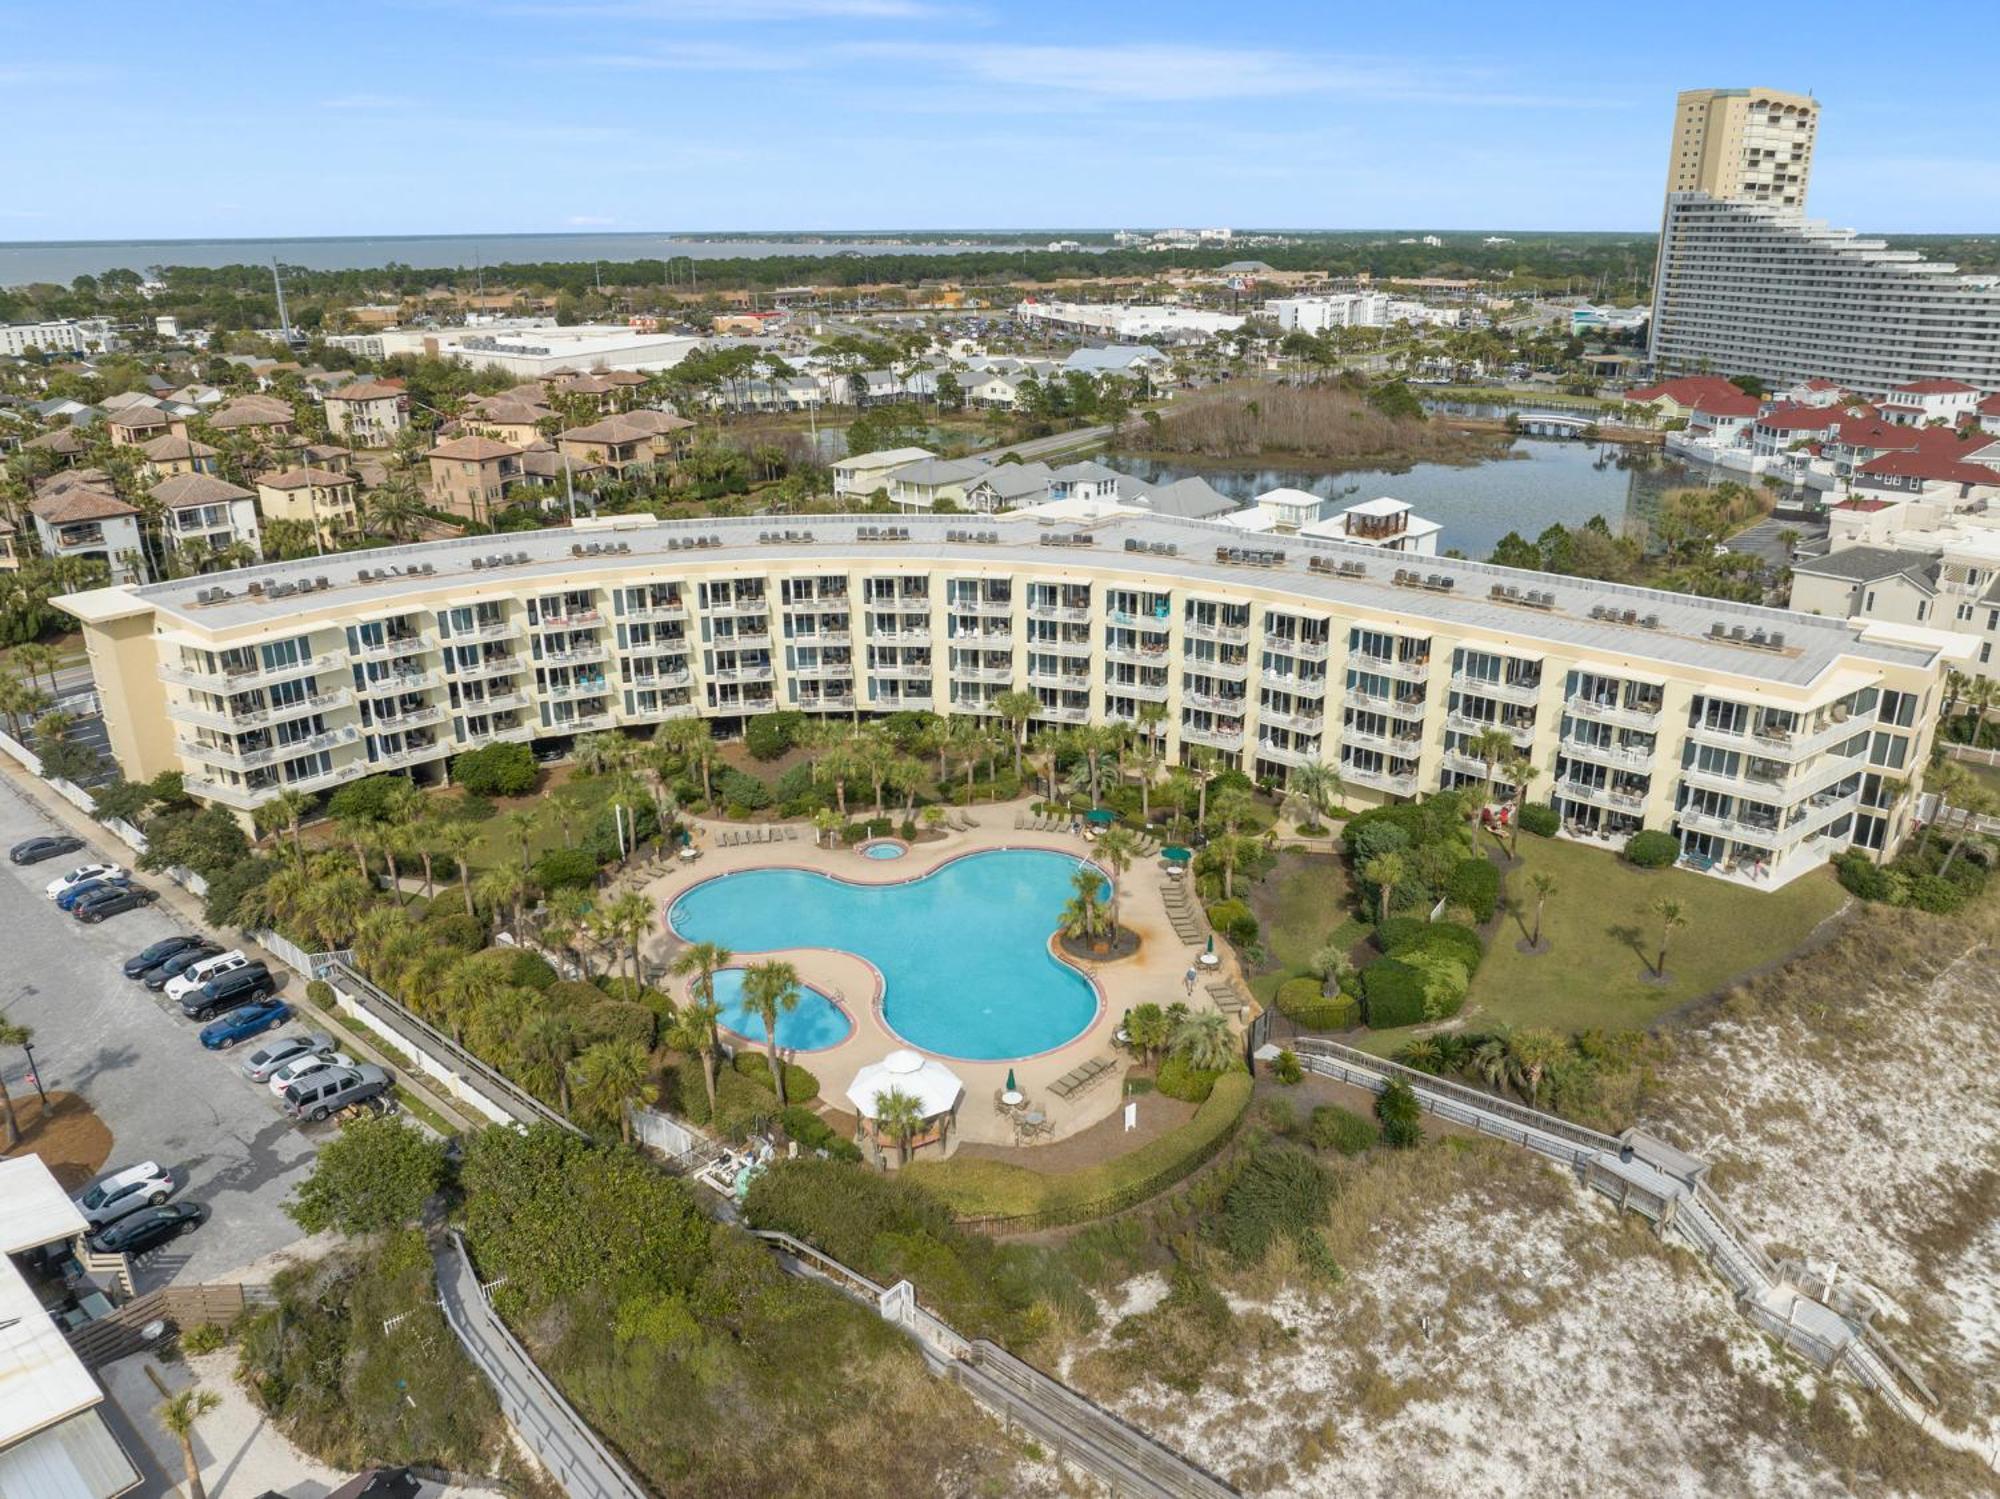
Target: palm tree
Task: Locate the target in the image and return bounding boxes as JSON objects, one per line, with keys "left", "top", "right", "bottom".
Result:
{"left": 1125, "top": 1002, "right": 1171, "bottom": 1067}
{"left": 665, "top": 997, "right": 722, "bottom": 1117}
{"left": 873, "top": 1085, "right": 925, "bottom": 1166}
{"left": 365, "top": 475, "right": 426, "bottom": 541}
{"left": 1287, "top": 760, "right": 1342, "bottom": 829}
{"left": 516, "top": 1011, "right": 577, "bottom": 1112}
{"left": 1505, "top": 757, "right": 1540, "bottom": 856}
{"left": 1362, "top": 850, "right": 1407, "bottom": 924}
{"left": 1134, "top": 702, "right": 1169, "bottom": 817}
{"left": 1528, "top": 872, "right": 1557, "bottom": 950}
{"left": 502, "top": 808, "right": 538, "bottom": 871}
{"left": 657, "top": 716, "right": 718, "bottom": 803}
{"left": 473, "top": 863, "right": 530, "bottom": 936}
{"left": 0, "top": 1016, "right": 31, "bottom": 1146}
{"left": 994, "top": 689, "right": 1039, "bottom": 780}
{"left": 1171, "top": 1009, "right": 1236, "bottom": 1073}
{"left": 260, "top": 787, "right": 312, "bottom": 861}
{"left": 1471, "top": 1031, "right": 1522, "bottom": 1096}
{"left": 434, "top": 819, "right": 481, "bottom": 917}
{"left": 569, "top": 1039, "right": 658, "bottom": 1141}
{"left": 743, "top": 959, "right": 802, "bottom": 1103}
{"left": 1208, "top": 831, "right": 1256, "bottom": 900}
{"left": 1059, "top": 863, "right": 1110, "bottom": 945}
{"left": 1186, "top": 746, "right": 1220, "bottom": 825}
{"left": 1507, "top": 1027, "right": 1568, "bottom": 1107}
{"left": 1649, "top": 896, "right": 1687, "bottom": 977}
{"left": 158, "top": 1387, "right": 222, "bottom": 1499}
{"left": 605, "top": 890, "right": 655, "bottom": 991}
{"left": 1093, "top": 827, "right": 1137, "bottom": 935}
{"left": 1468, "top": 725, "right": 1515, "bottom": 810}
{"left": 12, "top": 641, "right": 60, "bottom": 698}
{"left": 671, "top": 940, "right": 732, "bottom": 1107}
{"left": 1937, "top": 783, "right": 1994, "bottom": 876}
{"left": 573, "top": 730, "right": 621, "bottom": 777}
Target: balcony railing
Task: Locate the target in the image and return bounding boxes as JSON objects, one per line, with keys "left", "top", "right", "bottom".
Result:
{"left": 178, "top": 724, "right": 359, "bottom": 771}
{"left": 451, "top": 654, "right": 520, "bottom": 682}
{"left": 542, "top": 642, "right": 609, "bottom": 667}
{"left": 1026, "top": 602, "right": 1092, "bottom": 624}
{"left": 1351, "top": 651, "right": 1432, "bottom": 682}
{"left": 350, "top": 631, "right": 436, "bottom": 661}
{"left": 1027, "top": 667, "right": 1091, "bottom": 688}
{"left": 1560, "top": 735, "right": 1654, "bottom": 770}
{"left": 1185, "top": 656, "right": 1250, "bottom": 682}
{"left": 1184, "top": 689, "right": 1249, "bottom": 714}
{"left": 370, "top": 738, "right": 450, "bottom": 772}
{"left": 1260, "top": 706, "right": 1324, "bottom": 734}
{"left": 1340, "top": 762, "right": 1419, "bottom": 796}
{"left": 1451, "top": 671, "right": 1543, "bottom": 706}
{"left": 1256, "top": 738, "right": 1320, "bottom": 767}
{"left": 371, "top": 703, "right": 447, "bottom": 733}
{"left": 457, "top": 721, "right": 536, "bottom": 747}
{"left": 1567, "top": 694, "right": 1663, "bottom": 730}
{"left": 166, "top": 688, "right": 351, "bottom": 733}
{"left": 1261, "top": 671, "right": 1328, "bottom": 698}
{"left": 1264, "top": 637, "right": 1331, "bottom": 662}
{"left": 704, "top": 597, "right": 770, "bottom": 618}
{"left": 449, "top": 618, "right": 522, "bottom": 643}
{"left": 624, "top": 599, "right": 688, "bottom": 622}
{"left": 870, "top": 627, "right": 932, "bottom": 645}
{"left": 952, "top": 664, "right": 1016, "bottom": 684}
{"left": 1034, "top": 703, "right": 1090, "bottom": 724}
{"left": 1109, "top": 678, "right": 1171, "bottom": 702}
{"left": 1105, "top": 642, "right": 1172, "bottom": 666}
{"left": 1182, "top": 722, "right": 1246, "bottom": 751}
{"left": 1445, "top": 712, "right": 1535, "bottom": 746}
{"left": 158, "top": 651, "right": 345, "bottom": 692}
{"left": 1559, "top": 778, "right": 1650, "bottom": 814}
{"left": 1346, "top": 689, "right": 1428, "bottom": 719}
{"left": 949, "top": 597, "right": 1014, "bottom": 618}
{"left": 357, "top": 668, "right": 442, "bottom": 697}
{"left": 1183, "top": 619, "right": 1250, "bottom": 645}
{"left": 870, "top": 661, "right": 936, "bottom": 680}
{"left": 468, "top": 688, "right": 533, "bottom": 713}
{"left": 1341, "top": 724, "right": 1423, "bottom": 756}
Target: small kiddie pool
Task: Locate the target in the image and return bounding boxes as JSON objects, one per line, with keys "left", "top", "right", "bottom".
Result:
{"left": 711, "top": 967, "right": 854, "bottom": 1051}
{"left": 858, "top": 838, "right": 909, "bottom": 861}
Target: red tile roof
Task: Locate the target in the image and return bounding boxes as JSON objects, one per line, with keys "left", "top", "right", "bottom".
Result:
{"left": 1755, "top": 405, "right": 1842, "bottom": 432}
{"left": 1855, "top": 449, "right": 2000, "bottom": 487}
{"left": 1624, "top": 375, "right": 1744, "bottom": 407}
{"left": 327, "top": 379, "right": 406, "bottom": 402}
{"left": 1978, "top": 393, "right": 2000, "bottom": 416}
{"left": 1692, "top": 389, "right": 1763, "bottom": 418}
{"left": 427, "top": 435, "right": 522, "bottom": 461}
{"left": 1891, "top": 379, "right": 1976, "bottom": 395}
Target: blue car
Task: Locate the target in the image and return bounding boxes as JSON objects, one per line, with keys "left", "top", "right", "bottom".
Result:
{"left": 56, "top": 875, "right": 129, "bottom": 911}
{"left": 198, "top": 999, "right": 290, "bottom": 1051}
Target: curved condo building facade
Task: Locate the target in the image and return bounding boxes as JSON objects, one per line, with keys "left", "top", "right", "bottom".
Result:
{"left": 59, "top": 511, "right": 1952, "bottom": 886}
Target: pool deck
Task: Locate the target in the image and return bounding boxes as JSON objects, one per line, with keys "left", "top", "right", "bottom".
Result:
{"left": 639, "top": 802, "right": 1240, "bottom": 1151}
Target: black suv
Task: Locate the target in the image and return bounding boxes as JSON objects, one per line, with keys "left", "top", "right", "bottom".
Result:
{"left": 178, "top": 962, "right": 275, "bottom": 1020}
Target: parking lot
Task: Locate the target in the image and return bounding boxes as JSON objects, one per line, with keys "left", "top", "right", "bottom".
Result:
{"left": 0, "top": 777, "right": 323, "bottom": 1290}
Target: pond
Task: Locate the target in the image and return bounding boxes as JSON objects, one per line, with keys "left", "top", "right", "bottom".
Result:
{"left": 1101, "top": 439, "right": 1703, "bottom": 561}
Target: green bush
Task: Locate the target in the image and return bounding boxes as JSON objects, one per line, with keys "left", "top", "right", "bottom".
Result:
{"left": 582, "top": 799, "right": 659, "bottom": 864}
{"left": 1401, "top": 949, "right": 1470, "bottom": 1020}
{"left": 745, "top": 710, "right": 806, "bottom": 761}
{"left": 731, "top": 1048, "right": 821, "bottom": 1104}
{"left": 1623, "top": 829, "right": 1678, "bottom": 868}
{"left": 772, "top": 763, "right": 828, "bottom": 814}
{"left": 450, "top": 741, "right": 537, "bottom": 797}
{"left": 1156, "top": 1055, "right": 1225, "bottom": 1103}
{"left": 490, "top": 948, "right": 559, "bottom": 990}
{"left": 778, "top": 1105, "right": 863, "bottom": 1163}
{"left": 305, "top": 978, "right": 336, "bottom": 1011}
{"left": 1308, "top": 1104, "right": 1377, "bottom": 1156}
{"left": 1447, "top": 858, "right": 1500, "bottom": 923}
{"left": 543, "top": 979, "right": 606, "bottom": 1011}
{"left": 1273, "top": 1049, "right": 1303, "bottom": 1086}
{"left": 1374, "top": 915, "right": 1431, "bottom": 955}
{"left": 532, "top": 847, "right": 598, "bottom": 889}
{"left": 1205, "top": 899, "right": 1258, "bottom": 946}
{"left": 421, "top": 909, "right": 486, "bottom": 956}
{"left": 1361, "top": 959, "right": 1427, "bottom": 1029}
{"left": 326, "top": 775, "right": 404, "bottom": 823}
{"left": 1219, "top": 1143, "right": 1331, "bottom": 1264}
{"left": 1518, "top": 802, "right": 1560, "bottom": 838}
{"left": 1276, "top": 977, "right": 1358, "bottom": 1031}
{"left": 580, "top": 1000, "right": 659, "bottom": 1051}
{"left": 716, "top": 769, "right": 773, "bottom": 811}
{"left": 1376, "top": 1078, "right": 1423, "bottom": 1147}
{"left": 1380, "top": 918, "right": 1484, "bottom": 975}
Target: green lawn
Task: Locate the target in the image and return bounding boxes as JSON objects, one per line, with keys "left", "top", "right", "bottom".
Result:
{"left": 456, "top": 774, "right": 623, "bottom": 876}
{"left": 1954, "top": 759, "right": 2000, "bottom": 800}
{"left": 1242, "top": 849, "right": 1357, "bottom": 1007}
{"left": 1429, "top": 833, "right": 1846, "bottom": 1043}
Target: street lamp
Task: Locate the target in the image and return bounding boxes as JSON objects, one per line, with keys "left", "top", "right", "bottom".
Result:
{"left": 20, "top": 1040, "right": 46, "bottom": 1111}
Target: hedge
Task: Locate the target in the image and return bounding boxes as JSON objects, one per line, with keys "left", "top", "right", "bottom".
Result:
{"left": 1206, "top": 899, "right": 1258, "bottom": 946}
{"left": 1518, "top": 802, "right": 1560, "bottom": 838}
{"left": 904, "top": 1070, "right": 1254, "bottom": 1228}
{"left": 1156, "top": 1055, "right": 1224, "bottom": 1102}
{"left": 450, "top": 741, "right": 537, "bottom": 797}
{"left": 1376, "top": 918, "right": 1483, "bottom": 973}
{"left": 778, "top": 1104, "right": 862, "bottom": 1163}
{"left": 1624, "top": 829, "right": 1678, "bottom": 868}
{"left": 1361, "top": 958, "right": 1428, "bottom": 1028}
{"left": 490, "top": 948, "right": 559, "bottom": 990}
{"left": 1447, "top": 858, "right": 1500, "bottom": 923}
{"left": 532, "top": 847, "right": 598, "bottom": 889}
{"left": 1276, "top": 977, "right": 1359, "bottom": 1032}
{"left": 731, "top": 1047, "right": 821, "bottom": 1105}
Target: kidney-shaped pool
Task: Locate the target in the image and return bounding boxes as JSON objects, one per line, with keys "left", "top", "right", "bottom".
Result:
{"left": 667, "top": 848, "right": 1104, "bottom": 1061}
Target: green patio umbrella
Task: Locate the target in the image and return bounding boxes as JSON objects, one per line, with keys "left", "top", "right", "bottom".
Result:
{"left": 1086, "top": 808, "right": 1115, "bottom": 825}
{"left": 1005, "top": 1066, "right": 1017, "bottom": 1092}
{"left": 1162, "top": 845, "right": 1193, "bottom": 863}
{"left": 1206, "top": 934, "right": 1214, "bottom": 955}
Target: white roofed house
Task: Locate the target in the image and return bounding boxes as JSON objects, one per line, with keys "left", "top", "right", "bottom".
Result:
{"left": 1045, "top": 461, "right": 1124, "bottom": 505}
{"left": 831, "top": 446, "right": 934, "bottom": 501}
{"left": 1252, "top": 485, "right": 1332, "bottom": 533}
{"left": 962, "top": 461, "right": 1055, "bottom": 513}
{"left": 1300, "top": 496, "right": 1442, "bottom": 555}
{"left": 885, "top": 456, "right": 992, "bottom": 510}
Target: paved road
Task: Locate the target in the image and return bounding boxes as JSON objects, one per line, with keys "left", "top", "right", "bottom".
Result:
{"left": 972, "top": 422, "right": 1116, "bottom": 462}
{"left": 0, "top": 778, "right": 320, "bottom": 1289}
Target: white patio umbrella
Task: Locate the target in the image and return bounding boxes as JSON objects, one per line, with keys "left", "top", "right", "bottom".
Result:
{"left": 845, "top": 1048, "right": 964, "bottom": 1121}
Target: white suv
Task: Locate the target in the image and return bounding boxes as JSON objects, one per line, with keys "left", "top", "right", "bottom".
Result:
{"left": 164, "top": 949, "right": 248, "bottom": 1002}
{"left": 74, "top": 1161, "right": 176, "bottom": 1228}
{"left": 44, "top": 863, "right": 125, "bottom": 901}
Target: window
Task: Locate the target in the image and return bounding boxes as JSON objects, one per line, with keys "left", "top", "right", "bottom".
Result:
{"left": 1877, "top": 690, "right": 1918, "bottom": 728}
{"left": 1869, "top": 732, "right": 1907, "bottom": 771}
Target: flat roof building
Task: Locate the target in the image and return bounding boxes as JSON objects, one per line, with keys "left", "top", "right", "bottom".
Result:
{"left": 58, "top": 510, "right": 1952, "bottom": 886}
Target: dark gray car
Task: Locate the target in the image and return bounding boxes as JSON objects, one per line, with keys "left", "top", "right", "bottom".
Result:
{"left": 240, "top": 1032, "right": 335, "bottom": 1083}
{"left": 283, "top": 1063, "right": 391, "bottom": 1121}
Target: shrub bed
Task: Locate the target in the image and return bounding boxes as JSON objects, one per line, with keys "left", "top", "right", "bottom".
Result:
{"left": 778, "top": 1105, "right": 862, "bottom": 1163}
{"left": 1308, "top": 1104, "right": 1378, "bottom": 1155}
{"left": 1518, "top": 802, "right": 1560, "bottom": 838}
{"left": 1447, "top": 858, "right": 1499, "bottom": 923}
{"left": 1361, "top": 958, "right": 1427, "bottom": 1028}
{"left": 731, "top": 1047, "right": 821, "bottom": 1104}
{"left": 450, "top": 742, "right": 537, "bottom": 797}
{"left": 1156, "top": 1055, "right": 1226, "bottom": 1102}
{"left": 1623, "top": 829, "right": 1679, "bottom": 868}
{"left": 1276, "top": 976, "right": 1359, "bottom": 1031}
{"left": 1206, "top": 899, "right": 1258, "bottom": 946}
{"left": 905, "top": 1070, "right": 1255, "bottom": 1228}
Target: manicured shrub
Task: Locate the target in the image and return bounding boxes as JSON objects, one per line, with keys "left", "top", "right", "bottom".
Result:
{"left": 326, "top": 775, "right": 404, "bottom": 822}
{"left": 1308, "top": 1104, "right": 1377, "bottom": 1156}
{"left": 304, "top": 979, "right": 336, "bottom": 1011}
{"left": 716, "top": 769, "right": 773, "bottom": 811}
{"left": 1276, "top": 977, "right": 1325, "bottom": 1015}
{"left": 1518, "top": 802, "right": 1560, "bottom": 838}
{"left": 1834, "top": 850, "right": 1895, "bottom": 901}
{"left": 772, "top": 763, "right": 827, "bottom": 814}
{"left": 582, "top": 799, "right": 660, "bottom": 864}
{"left": 1383, "top": 919, "right": 1484, "bottom": 975}
{"left": 1276, "top": 977, "right": 1357, "bottom": 1031}
{"left": 1205, "top": 899, "right": 1258, "bottom": 946}
{"left": 491, "top": 948, "right": 559, "bottom": 990}
{"left": 1348, "top": 818, "right": 1411, "bottom": 864}
{"left": 532, "top": 847, "right": 597, "bottom": 889}
{"left": 1156, "top": 1055, "right": 1224, "bottom": 1103}
{"left": 1623, "top": 829, "right": 1679, "bottom": 869}
{"left": 1375, "top": 1078, "right": 1423, "bottom": 1147}
{"left": 1447, "top": 858, "right": 1500, "bottom": 923}
{"left": 543, "top": 979, "right": 607, "bottom": 1012}
{"left": 421, "top": 909, "right": 486, "bottom": 955}
{"left": 732, "top": 1047, "right": 821, "bottom": 1104}
{"left": 1272, "top": 1049, "right": 1303, "bottom": 1086}
{"left": 745, "top": 710, "right": 805, "bottom": 761}
{"left": 1401, "top": 949, "right": 1470, "bottom": 1021}
{"left": 1361, "top": 959, "right": 1427, "bottom": 1029}
{"left": 1374, "top": 915, "right": 1431, "bottom": 955}
{"left": 778, "top": 1105, "right": 862, "bottom": 1163}
{"left": 450, "top": 741, "right": 537, "bottom": 797}
{"left": 1219, "top": 1143, "right": 1331, "bottom": 1263}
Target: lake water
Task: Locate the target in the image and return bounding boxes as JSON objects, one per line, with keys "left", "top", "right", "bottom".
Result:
{"left": 1102, "top": 439, "right": 1700, "bottom": 561}
{"left": 0, "top": 233, "right": 1056, "bottom": 287}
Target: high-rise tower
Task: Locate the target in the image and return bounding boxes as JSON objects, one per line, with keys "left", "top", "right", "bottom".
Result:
{"left": 1664, "top": 88, "right": 1818, "bottom": 209}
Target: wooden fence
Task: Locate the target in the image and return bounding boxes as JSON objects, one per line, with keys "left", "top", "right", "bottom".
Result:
{"left": 65, "top": 1282, "right": 274, "bottom": 1369}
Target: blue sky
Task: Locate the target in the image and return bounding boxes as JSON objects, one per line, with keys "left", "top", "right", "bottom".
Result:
{"left": 7, "top": 0, "right": 1999, "bottom": 240}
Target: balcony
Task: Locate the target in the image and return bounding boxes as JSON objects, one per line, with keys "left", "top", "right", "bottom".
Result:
{"left": 450, "top": 618, "right": 523, "bottom": 643}
{"left": 1184, "top": 688, "right": 1249, "bottom": 714}
{"left": 1034, "top": 702, "right": 1090, "bottom": 725}
{"left": 536, "top": 606, "right": 602, "bottom": 631}
{"left": 1105, "top": 641, "right": 1172, "bottom": 667}
{"left": 1558, "top": 778, "right": 1651, "bottom": 815}
{"left": 1106, "top": 607, "right": 1170, "bottom": 630}
{"left": 467, "top": 688, "right": 533, "bottom": 713}
{"left": 1352, "top": 651, "right": 1432, "bottom": 683}
{"left": 1260, "top": 705, "right": 1324, "bottom": 734}
{"left": 622, "top": 699, "right": 698, "bottom": 724}
{"left": 705, "top": 596, "right": 770, "bottom": 618}
{"left": 1347, "top": 689, "right": 1428, "bottom": 720}
{"left": 950, "top": 597, "right": 1014, "bottom": 618}
{"left": 370, "top": 738, "right": 450, "bottom": 772}
{"left": 1261, "top": 671, "right": 1327, "bottom": 698}
{"left": 1340, "top": 762, "right": 1419, "bottom": 796}
{"left": 1110, "top": 678, "right": 1171, "bottom": 702}
{"left": 1264, "top": 637, "right": 1331, "bottom": 662}
{"left": 1183, "top": 619, "right": 1250, "bottom": 645}
{"left": 371, "top": 703, "right": 447, "bottom": 733}
{"left": 791, "top": 659, "right": 856, "bottom": 679}
{"left": 1446, "top": 713, "right": 1536, "bottom": 747}
{"left": 1256, "top": 738, "right": 1321, "bottom": 768}
{"left": 1027, "top": 666, "right": 1091, "bottom": 689}
{"left": 179, "top": 724, "right": 359, "bottom": 771}
{"left": 1045, "top": 637, "right": 1093, "bottom": 658}
{"left": 186, "top": 761, "right": 355, "bottom": 809}
{"left": 708, "top": 664, "right": 776, "bottom": 684}
{"left": 1182, "top": 722, "right": 1246, "bottom": 751}
{"left": 1450, "top": 671, "right": 1543, "bottom": 707}
{"left": 457, "top": 720, "right": 536, "bottom": 747}
{"left": 1567, "top": 694, "right": 1663, "bottom": 731}
{"left": 542, "top": 641, "right": 609, "bottom": 667}
{"left": 1026, "top": 602, "right": 1091, "bottom": 624}
{"left": 950, "top": 628, "right": 1015, "bottom": 649}
{"left": 624, "top": 599, "right": 687, "bottom": 623}
{"left": 542, "top": 679, "right": 611, "bottom": 701}
{"left": 722, "top": 627, "right": 773, "bottom": 648}
{"left": 801, "top": 693, "right": 859, "bottom": 713}
{"left": 166, "top": 688, "right": 352, "bottom": 733}
{"left": 452, "top": 654, "right": 521, "bottom": 683}
{"left": 870, "top": 661, "right": 935, "bottom": 681}
{"left": 158, "top": 651, "right": 345, "bottom": 692}
{"left": 792, "top": 629, "right": 852, "bottom": 648}
{"left": 871, "top": 626, "right": 932, "bottom": 646}
{"left": 1186, "top": 656, "right": 1250, "bottom": 682}
{"left": 952, "top": 663, "right": 1016, "bottom": 684}
{"left": 350, "top": 631, "right": 436, "bottom": 661}
{"left": 624, "top": 668, "right": 692, "bottom": 691}
{"left": 357, "top": 668, "right": 442, "bottom": 697}
{"left": 1341, "top": 724, "right": 1423, "bottom": 756}
{"left": 1560, "top": 735, "right": 1655, "bottom": 770}
{"left": 553, "top": 711, "right": 615, "bottom": 733}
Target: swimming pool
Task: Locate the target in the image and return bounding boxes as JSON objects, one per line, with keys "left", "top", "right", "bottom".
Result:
{"left": 668, "top": 849, "right": 1105, "bottom": 1061}
{"left": 711, "top": 967, "right": 854, "bottom": 1052}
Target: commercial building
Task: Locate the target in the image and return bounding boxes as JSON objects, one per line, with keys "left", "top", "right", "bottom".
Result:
{"left": 0, "top": 318, "right": 118, "bottom": 357}
{"left": 1649, "top": 89, "right": 2000, "bottom": 394}
{"left": 1014, "top": 301, "right": 1244, "bottom": 341}
{"left": 59, "top": 510, "right": 1951, "bottom": 886}
{"left": 329, "top": 324, "right": 705, "bottom": 379}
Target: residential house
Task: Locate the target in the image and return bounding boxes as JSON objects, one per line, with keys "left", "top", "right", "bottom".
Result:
{"left": 1253, "top": 486, "right": 1332, "bottom": 532}
{"left": 555, "top": 411, "right": 693, "bottom": 476}
{"left": 832, "top": 446, "right": 934, "bottom": 500}
{"left": 1046, "top": 461, "right": 1124, "bottom": 504}
{"left": 1849, "top": 446, "right": 2000, "bottom": 510}
{"left": 961, "top": 370, "right": 1029, "bottom": 409}
{"left": 884, "top": 456, "right": 991, "bottom": 510}
{"left": 1061, "top": 344, "right": 1169, "bottom": 378}
{"left": 104, "top": 404, "right": 180, "bottom": 446}
{"left": 152, "top": 472, "right": 261, "bottom": 562}
{"left": 460, "top": 397, "right": 553, "bottom": 447}
{"left": 1683, "top": 386, "right": 1764, "bottom": 446}
{"left": 426, "top": 435, "right": 526, "bottom": 522}
{"left": 23, "top": 426, "right": 88, "bottom": 462}
{"left": 1622, "top": 374, "right": 1750, "bottom": 423}
{"left": 255, "top": 466, "right": 360, "bottom": 543}
{"left": 137, "top": 433, "right": 219, "bottom": 480}
{"left": 0, "top": 519, "right": 19, "bottom": 572}
{"left": 1980, "top": 393, "right": 2000, "bottom": 437}
{"left": 1128, "top": 475, "right": 1235, "bottom": 521}
{"left": 963, "top": 461, "right": 1056, "bottom": 513}
{"left": 323, "top": 379, "right": 408, "bottom": 447}
{"left": 207, "top": 395, "right": 296, "bottom": 437}
{"left": 1877, "top": 379, "right": 1980, "bottom": 428}
{"left": 29, "top": 474, "right": 146, "bottom": 583}
{"left": 1749, "top": 404, "right": 1846, "bottom": 460}
{"left": 520, "top": 439, "right": 606, "bottom": 493}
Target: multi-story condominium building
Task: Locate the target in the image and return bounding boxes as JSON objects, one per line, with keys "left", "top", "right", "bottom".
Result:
{"left": 1792, "top": 519, "right": 2000, "bottom": 681}
{"left": 1664, "top": 88, "right": 1817, "bottom": 209}
{"left": 57, "top": 512, "right": 1952, "bottom": 886}
{"left": 0, "top": 318, "right": 117, "bottom": 357}
{"left": 1649, "top": 88, "right": 2000, "bottom": 395}
{"left": 323, "top": 380, "right": 409, "bottom": 447}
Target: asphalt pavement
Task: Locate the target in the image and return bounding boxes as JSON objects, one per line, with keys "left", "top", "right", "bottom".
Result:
{"left": 0, "top": 776, "right": 321, "bottom": 1290}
